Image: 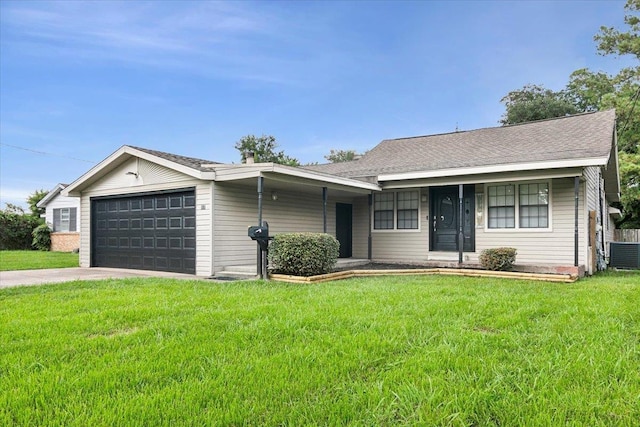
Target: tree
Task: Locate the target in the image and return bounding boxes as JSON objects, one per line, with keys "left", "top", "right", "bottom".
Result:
{"left": 27, "top": 189, "right": 48, "bottom": 218}
{"left": 594, "top": 0, "right": 639, "bottom": 60}
{"left": 618, "top": 152, "right": 640, "bottom": 228}
{"left": 499, "top": 84, "right": 579, "bottom": 125}
{"left": 324, "top": 149, "right": 358, "bottom": 163}
{"left": 234, "top": 134, "right": 300, "bottom": 166}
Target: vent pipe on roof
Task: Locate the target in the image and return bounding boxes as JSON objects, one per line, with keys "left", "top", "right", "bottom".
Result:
{"left": 245, "top": 151, "right": 255, "bottom": 164}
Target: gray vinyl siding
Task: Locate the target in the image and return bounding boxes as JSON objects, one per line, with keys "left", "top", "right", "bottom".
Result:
{"left": 77, "top": 159, "right": 213, "bottom": 276}
{"left": 475, "top": 177, "right": 587, "bottom": 266}
{"left": 370, "top": 190, "right": 429, "bottom": 262}
{"left": 352, "top": 196, "right": 369, "bottom": 258}
{"left": 213, "top": 181, "right": 354, "bottom": 272}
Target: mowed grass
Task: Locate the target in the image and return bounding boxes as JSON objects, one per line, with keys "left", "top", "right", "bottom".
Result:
{"left": 1, "top": 272, "right": 639, "bottom": 426}
{"left": 0, "top": 250, "right": 79, "bottom": 271}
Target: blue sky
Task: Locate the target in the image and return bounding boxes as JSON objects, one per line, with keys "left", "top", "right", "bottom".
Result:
{"left": 0, "top": 0, "right": 632, "bottom": 209}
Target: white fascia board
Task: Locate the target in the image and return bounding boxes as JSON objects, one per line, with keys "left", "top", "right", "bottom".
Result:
{"left": 270, "top": 164, "right": 380, "bottom": 191}
{"left": 378, "top": 157, "right": 610, "bottom": 182}
{"left": 211, "top": 163, "right": 380, "bottom": 192}
{"left": 37, "top": 183, "right": 66, "bottom": 207}
{"left": 381, "top": 168, "right": 585, "bottom": 189}
{"left": 63, "top": 146, "right": 206, "bottom": 196}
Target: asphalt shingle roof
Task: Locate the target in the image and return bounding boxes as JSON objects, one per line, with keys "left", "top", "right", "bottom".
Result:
{"left": 130, "top": 146, "right": 219, "bottom": 171}
{"left": 304, "top": 110, "right": 616, "bottom": 179}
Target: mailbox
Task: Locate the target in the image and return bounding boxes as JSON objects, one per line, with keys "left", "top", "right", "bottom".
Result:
{"left": 248, "top": 226, "right": 269, "bottom": 239}
{"left": 248, "top": 225, "right": 270, "bottom": 251}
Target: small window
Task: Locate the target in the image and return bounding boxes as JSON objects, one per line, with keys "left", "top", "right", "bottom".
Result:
{"left": 53, "top": 207, "right": 77, "bottom": 232}
{"left": 374, "top": 193, "right": 394, "bottom": 230}
{"left": 397, "top": 191, "right": 419, "bottom": 229}
{"left": 519, "top": 183, "right": 549, "bottom": 228}
{"left": 488, "top": 185, "right": 515, "bottom": 229}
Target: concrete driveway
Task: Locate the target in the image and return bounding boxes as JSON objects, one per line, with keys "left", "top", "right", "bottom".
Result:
{"left": 0, "top": 267, "right": 202, "bottom": 289}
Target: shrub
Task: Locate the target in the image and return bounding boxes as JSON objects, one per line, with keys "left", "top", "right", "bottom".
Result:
{"left": 32, "top": 223, "right": 52, "bottom": 251}
{"left": 0, "top": 209, "right": 41, "bottom": 250}
{"left": 269, "top": 233, "right": 340, "bottom": 276}
{"left": 479, "top": 247, "right": 517, "bottom": 271}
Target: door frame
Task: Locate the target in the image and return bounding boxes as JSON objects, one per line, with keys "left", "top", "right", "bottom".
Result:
{"left": 429, "top": 185, "right": 475, "bottom": 252}
{"left": 335, "top": 202, "right": 353, "bottom": 258}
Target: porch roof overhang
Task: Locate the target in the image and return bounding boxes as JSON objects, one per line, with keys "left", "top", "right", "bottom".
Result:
{"left": 378, "top": 156, "right": 620, "bottom": 202}
{"left": 205, "top": 163, "right": 381, "bottom": 195}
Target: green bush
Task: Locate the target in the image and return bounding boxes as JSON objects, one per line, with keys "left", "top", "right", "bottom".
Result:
{"left": 32, "top": 223, "right": 52, "bottom": 251}
{"left": 0, "top": 209, "right": 41, "bottom": 250}
{"left": 479, "top": 247, "right": 517, "bottom": 271}
{"left": 269, "top": 233, "right": 340, "bottom": 276}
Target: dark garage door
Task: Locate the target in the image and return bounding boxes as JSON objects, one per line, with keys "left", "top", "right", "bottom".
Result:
{"left": 92, "top": 189, "right": 196, "bottom": 274}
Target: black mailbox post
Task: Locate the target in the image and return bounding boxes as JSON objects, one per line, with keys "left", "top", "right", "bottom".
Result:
{"left": 248, "top": 224, "right": 271, "bottom": 278}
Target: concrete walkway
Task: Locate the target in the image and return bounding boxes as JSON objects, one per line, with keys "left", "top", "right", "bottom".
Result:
{"left": 0, "top": 267, "right": 201, "bottom": 289}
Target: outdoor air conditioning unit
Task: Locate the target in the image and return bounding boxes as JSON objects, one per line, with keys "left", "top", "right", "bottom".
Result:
{"left": 609, "top": 242, "right": 640, "bottom": 269}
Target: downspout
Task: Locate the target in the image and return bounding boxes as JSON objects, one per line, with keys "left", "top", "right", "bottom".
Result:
{"left": 257, "top": 175, "right": 264, "bottom": 278}
{"left": 574, "top": 176, "right": 579, "bottom": 267}
{"left": 322, "top": 187, "right": 328, "bottom": 233}
{"left": 458, "top": 184, "right": 464, "bottom": 264}
{"left": 368, "top": 192, "right": 373, "bottom": 260}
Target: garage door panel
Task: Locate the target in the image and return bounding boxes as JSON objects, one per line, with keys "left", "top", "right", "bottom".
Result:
{"left": 92, "top": 190, "right": 196, "bottom": 274}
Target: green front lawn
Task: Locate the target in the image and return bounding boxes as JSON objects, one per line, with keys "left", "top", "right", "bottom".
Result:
{"left": 1, "top": 272, "right": 639, "bottom": 426}
{"left": 0, "top": 250, "right": 79, "bottom": 271}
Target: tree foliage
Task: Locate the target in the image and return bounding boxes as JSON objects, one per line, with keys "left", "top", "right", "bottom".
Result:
{"left": 499, "top": 84, "right": 578, "bottom": 125}
{"left": 499, "top": 1, "right": 640, "bottom": 227}
{"left": 234, "top": 134, "right": 300, "bottom": 166}
{"left": 0, "top": 205, "right": 42, "bottom": 250}
{"left": 594, "top": 0, "right": 640, "bottom": 60}
{"left": 27, "top": 189, "right": 48, "bottom": 218}
{"left": 324, "top": 149, "right": 358, "bottom": 163}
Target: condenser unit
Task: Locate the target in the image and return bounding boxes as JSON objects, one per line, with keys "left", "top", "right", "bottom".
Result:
{"left": 609, "top": 242, "right": 640, "bottom": 269}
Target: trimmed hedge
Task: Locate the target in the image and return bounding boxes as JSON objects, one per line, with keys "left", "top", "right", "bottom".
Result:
{"left": 269, "top": 233, "right": 340, "bottom": 276}
{"left": 479, "top": 247, "right": 517, "bottom": 271}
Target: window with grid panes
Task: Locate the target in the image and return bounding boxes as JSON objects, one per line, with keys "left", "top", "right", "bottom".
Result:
{"left": 519, "top": 183, "right": 549, "bottom": 228}
{"left": 397, "top": 191, "right": 419, "bottom": 229}
{"left": 488, "top": 184, "right": 515, "bottom": 228}
{"left": 373, "top": 193, "right": 394, "bottom": 229}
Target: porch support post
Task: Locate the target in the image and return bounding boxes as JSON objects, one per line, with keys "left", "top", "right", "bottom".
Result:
{"left": 458, "top": 184, "right": 464, "bottom": 264}
{"left": 257, "top": 176, "right": 264, "bottom": 279}
{"left": 322, "top": 187, "right": 328, "bottom": 233}
{"left": 368, "top": 192, "right": 373, "bottom": 260}
{"left": 574, "top": 176, "right": 579, "bottom": 267}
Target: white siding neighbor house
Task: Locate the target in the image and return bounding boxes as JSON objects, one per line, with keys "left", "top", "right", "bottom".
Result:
{"left": 37, "top": 183, "right": 81, "bottom": 252}
{"left": 63, "top": 110, "right": 619, "bottom": 277}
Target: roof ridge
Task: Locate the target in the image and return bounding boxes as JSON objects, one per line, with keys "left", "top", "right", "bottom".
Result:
{"left": 383, "top": 110, "right": 611, "bottom": 142}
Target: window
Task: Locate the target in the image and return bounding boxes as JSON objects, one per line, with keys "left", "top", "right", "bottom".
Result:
{"left": 374, "top": 193, "right": 394, "bottom": 229}
{"left": 519, "top": 183, "right": 549, "bottom": 228}
{"left": 397, "top": 191, "right": 419, "bottom": 229}
{"left": 487, "top": 181, "right": 550, "bottom": 229}
{"left": 488, "top": 185, "right": 515, "bottom": 228}
{"left": 373, "top": 191, "right": 419, "bottom": 230}
{"left": 53, "top": 207, "right": 77, "bottom": 232}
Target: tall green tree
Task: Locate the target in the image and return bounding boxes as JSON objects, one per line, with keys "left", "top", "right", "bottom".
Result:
{"left": 27, "top": 189, "right": 48, "bottom": 218}
{"left": 234, "top": 134, "right": 300, "bottom": 166}
{"left": 499, "top": 84, "right": 578, "bottom": 125}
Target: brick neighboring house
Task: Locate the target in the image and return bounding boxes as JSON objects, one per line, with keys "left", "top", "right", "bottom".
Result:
{"left": 37, "top": 183, "right": 80, "bottom": 252}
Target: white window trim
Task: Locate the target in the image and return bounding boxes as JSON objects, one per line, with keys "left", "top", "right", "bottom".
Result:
{"left": 372, "top": 190, "right": 422, "bottom": 233}
{"left": 483, "top": 180, "right": 553, "bottom": 232}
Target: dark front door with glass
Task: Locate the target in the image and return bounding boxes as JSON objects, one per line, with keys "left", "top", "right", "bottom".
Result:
{"left": 429, "top": 186, "right": 475, "bottom": 252}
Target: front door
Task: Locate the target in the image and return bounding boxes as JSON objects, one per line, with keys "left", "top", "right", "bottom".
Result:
{"left": 430, "top": 186, "right": 475, "bottom": 252}
{"left": 335, "top": 203, "right": 353, "bottom": 258}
